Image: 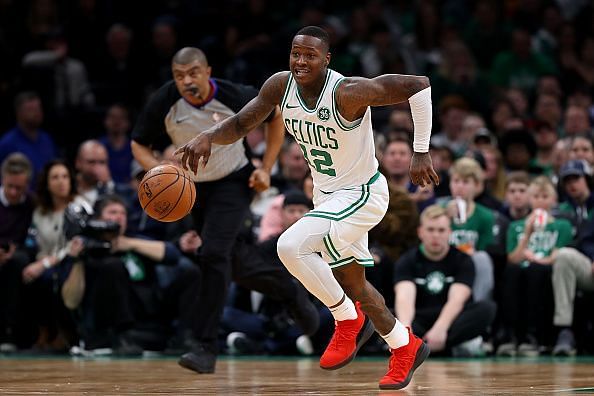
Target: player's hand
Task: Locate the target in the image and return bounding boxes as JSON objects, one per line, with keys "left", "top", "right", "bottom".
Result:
{"left": 410, "top": 152, "right": 440, "bottom": 187}
{"left": 174, "top": 133, "right": 213, "bottom": 175}
{"left": 249, "top": 168, "right": 271, "bottom": 193}
{"left": 423, "top": 325, "right": 447, "bottom": 352}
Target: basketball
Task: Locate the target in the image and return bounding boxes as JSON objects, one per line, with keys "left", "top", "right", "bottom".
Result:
{"left": 138, "top": 164, "right": 196, "bottom": 222}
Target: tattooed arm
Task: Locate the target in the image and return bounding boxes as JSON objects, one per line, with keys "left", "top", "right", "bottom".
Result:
{"left": 175, "top": 72, "right": 289, "bottom": 174}
{"left": 336, "top": 74, "right": 438, "bottom": 187}
{"left": 335, "top": 74, "right": 430, "bottom": 121}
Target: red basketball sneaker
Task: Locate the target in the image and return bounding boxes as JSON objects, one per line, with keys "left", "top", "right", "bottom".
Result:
{"left": 319, "top": 302, "right": 375, "bottom": 370}
{"left": 379, "top": 327, "right": 430, "bottom": 390}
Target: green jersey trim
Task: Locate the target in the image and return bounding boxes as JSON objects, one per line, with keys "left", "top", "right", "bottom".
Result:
{"left": 295, "top": 69, "right": 330, "bottom": 113}
{"left": 280, "top": 73, "right": 293, "bottom": 111}
{"left": 328, "top": 256, "right": 375, "bottom": 269}
{"left": 322, "top": 235, "right": 338, "bottom": 261}
{"left": 332, "top": 77, "right": 363, "bottom": 131}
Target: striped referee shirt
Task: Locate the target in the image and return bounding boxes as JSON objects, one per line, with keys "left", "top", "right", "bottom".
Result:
{"left": 132, "top": 78, "right": 269, "bottom": 182}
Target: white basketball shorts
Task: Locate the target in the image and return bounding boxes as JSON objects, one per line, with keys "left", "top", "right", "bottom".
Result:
{"left": 303, "top": 171, "right": 389, "bottom": 269}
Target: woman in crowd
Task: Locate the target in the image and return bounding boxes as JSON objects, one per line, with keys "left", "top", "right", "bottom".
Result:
{"left": 21, "top": 160, "right": 80, "bottom": 351}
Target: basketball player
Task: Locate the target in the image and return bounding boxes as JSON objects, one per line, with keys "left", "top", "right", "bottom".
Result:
{"left": 131, "top": 47, "right": 297, "bottom": 373}
{"left": 175, "top": 27, "right": 439, "bottom": 390}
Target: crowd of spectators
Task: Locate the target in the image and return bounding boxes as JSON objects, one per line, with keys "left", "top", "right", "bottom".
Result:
{"left": 1, "top": 0, "right": 594, "bottom": 357}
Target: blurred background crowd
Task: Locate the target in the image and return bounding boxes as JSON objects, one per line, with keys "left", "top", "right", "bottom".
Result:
{"left": 1, "top": 0, "right": 594, "bottom": 358}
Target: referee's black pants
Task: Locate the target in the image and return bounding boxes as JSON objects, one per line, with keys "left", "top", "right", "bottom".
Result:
{"left": 191, "top": 164, "right": 253, "bottom": 350}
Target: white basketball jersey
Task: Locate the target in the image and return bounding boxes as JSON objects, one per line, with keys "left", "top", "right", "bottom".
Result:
{"left": 281, "top": 69, "right": 378, "bottom": 192}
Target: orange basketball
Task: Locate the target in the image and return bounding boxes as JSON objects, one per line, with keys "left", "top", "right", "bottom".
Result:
{"left": 138, "top": 164, "right": 196, "bottom": 222}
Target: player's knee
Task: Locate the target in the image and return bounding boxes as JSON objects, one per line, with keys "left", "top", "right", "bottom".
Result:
{"left": 276, "top": 232, "right": 298, "bottom": 265}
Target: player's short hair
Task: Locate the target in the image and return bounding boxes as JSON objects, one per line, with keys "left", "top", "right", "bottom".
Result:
{"left": 1, "top": 152, "right": 32, "bottom": 180}
{"left": 172, "top": 47, "right": 208, "bottom": 66}
{"left": 505, "top": 171, "right": 530, "bottom": 188}
{"left": 295, "top": 26, "right": 330, "bottom": 51}
{"left": 529, "top": 175, "right": 557, "bottom": 198}
{"left": 420, "top": 205, "right": 450, "bottom": 225}
{"left": 449, "top": 157, "right": 484, "bottom": 183}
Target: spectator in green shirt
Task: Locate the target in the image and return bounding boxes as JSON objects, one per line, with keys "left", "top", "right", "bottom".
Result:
{"left": 497, "top": 176, "right": 573, "bottom": 357}
{"left": 443, "top": 157, "right": 495, "bottom": 303}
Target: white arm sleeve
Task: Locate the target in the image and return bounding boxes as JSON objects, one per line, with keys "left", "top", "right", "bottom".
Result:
{"left": 408, "top": 86, "right": 432, "bottom": 153}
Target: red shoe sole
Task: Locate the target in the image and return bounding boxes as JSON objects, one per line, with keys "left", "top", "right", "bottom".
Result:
{"left": 378, "top": 341, "right": 430, "bottom": 390}
{"left": 320, "top": 317, "right": 375, "bottom": 370}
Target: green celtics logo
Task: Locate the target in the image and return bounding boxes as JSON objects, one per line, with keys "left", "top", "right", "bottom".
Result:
{"left": 317, "top": 106, "right": 330, "bottom": 121}
{"left": 425, "top": 271, "right": 446, "bottom": 295}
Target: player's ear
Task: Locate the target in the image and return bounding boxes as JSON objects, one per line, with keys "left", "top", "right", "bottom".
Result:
{"left": 325, "top": 52, "right": 331, "bottom": 66}
{"left": 206, "top": 66, "right": 212, "bottom": 77}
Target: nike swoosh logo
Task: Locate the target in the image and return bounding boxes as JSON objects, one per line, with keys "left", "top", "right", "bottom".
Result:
{"left": 286, "top": 104, "right": 300, "bottom": 109}
{"left": 176, "top": 117, "right": 190, "bottom": 124}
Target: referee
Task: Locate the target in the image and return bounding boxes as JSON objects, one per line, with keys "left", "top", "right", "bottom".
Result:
{"left": 131, "top": 47, "right": 285, "bottom": 373}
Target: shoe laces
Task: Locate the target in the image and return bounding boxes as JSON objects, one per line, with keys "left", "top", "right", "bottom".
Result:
{"left": 326, "top": 320, "right": 360, "bottom": 351}
{"left": 387, "top": 346, "right": 415, "bottom": 377}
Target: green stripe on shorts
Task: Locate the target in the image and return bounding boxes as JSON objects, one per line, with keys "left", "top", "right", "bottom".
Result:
{"left": 323, "top": 235, "right": 339, "bottom": 262}
{"left": 325, "top": 235, "right": 340, "bottom": 259}
{"left": 328, "top": 256, "right": 375, "bottom": 269}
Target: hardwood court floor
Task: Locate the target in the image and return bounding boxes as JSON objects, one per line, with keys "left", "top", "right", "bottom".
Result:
{"left": 1, "top": 356, "right": 594, "bottom": 395}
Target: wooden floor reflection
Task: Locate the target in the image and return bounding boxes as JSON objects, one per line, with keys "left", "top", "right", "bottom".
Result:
{"left": 1, "top": 357, "right": 594, "bottom": 394}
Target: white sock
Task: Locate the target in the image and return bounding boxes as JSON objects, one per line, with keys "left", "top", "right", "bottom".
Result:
{"left": 329, "top": 295, "right": 357, "bottom": 321}
{"left": 381, "top": 319, "right": 409, "bottom": 349}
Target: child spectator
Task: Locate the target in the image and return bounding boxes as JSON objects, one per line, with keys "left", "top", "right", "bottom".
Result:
{"left": 445, "top": 157, "right": 495, "bottom": 302}
{"left": 500, "top": 171, "right": 531, "bottom": 221}
{"left": 497, "top": 176, "right": 573, "bottom": 357}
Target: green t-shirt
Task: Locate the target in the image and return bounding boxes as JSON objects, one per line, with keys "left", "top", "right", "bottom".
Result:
{"left": 449, "top": 202, "right": 495, "bottom": 252}
{"left": 506, "top": 217, "right": 573, "bottom": 266}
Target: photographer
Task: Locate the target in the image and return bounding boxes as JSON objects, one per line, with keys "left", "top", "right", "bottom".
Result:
{"left": 61, "top": 194, "right": 201, "bottom": 355}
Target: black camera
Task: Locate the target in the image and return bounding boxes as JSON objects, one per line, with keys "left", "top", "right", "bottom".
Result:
{"left": 64, "top": 201, "right": 121, "bottom": 256}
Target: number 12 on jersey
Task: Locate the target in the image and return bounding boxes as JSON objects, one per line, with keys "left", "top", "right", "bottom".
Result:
{"left": 299, "top": 144, "right": 336, "bottom": 176}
